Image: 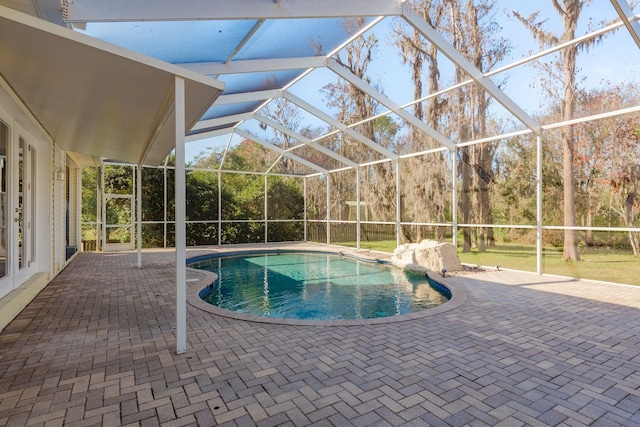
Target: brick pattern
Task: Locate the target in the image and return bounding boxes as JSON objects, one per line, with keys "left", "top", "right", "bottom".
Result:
{"left": 1, "top": 248, "right": 640, "bottom": 426}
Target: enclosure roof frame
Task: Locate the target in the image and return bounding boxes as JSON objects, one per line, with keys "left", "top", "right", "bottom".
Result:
{"left": 52, "top": 0, "right": 639, "bottom": 176}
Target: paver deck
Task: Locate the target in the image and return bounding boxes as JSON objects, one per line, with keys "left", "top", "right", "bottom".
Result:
{"left": 1, "top": 244, "right": 639, "bottom": 426}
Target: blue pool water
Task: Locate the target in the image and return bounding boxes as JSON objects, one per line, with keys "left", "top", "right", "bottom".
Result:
{"left": 189, "top": 252, "right": 450, "bottom": 321}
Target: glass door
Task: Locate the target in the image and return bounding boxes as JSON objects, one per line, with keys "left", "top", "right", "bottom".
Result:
{"left": 102, "top": 164, "right": 135, "bottom": 252}
{"left": 0, "top": 116, "right": 35, "bottom": 299}
{"left": 104, "top": 194, "right": 134, "bottom": 251}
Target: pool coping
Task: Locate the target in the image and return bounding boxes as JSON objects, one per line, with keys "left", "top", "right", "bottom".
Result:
{"left": 185, "top": 245, "right": 467, "bottom": 326}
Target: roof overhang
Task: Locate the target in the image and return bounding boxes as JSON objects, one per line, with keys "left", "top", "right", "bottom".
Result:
{"left": 0, "top": 5, "right": 224, "bottom": 166}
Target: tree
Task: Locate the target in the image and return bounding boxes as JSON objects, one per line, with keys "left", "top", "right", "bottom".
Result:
{"left": 393, "top": 0, "right": 506, "bottom": 250}
{"left": 514, "top": 0, "right": 602, "bottom": 261}
{"left": 190, "top": 138, "right": 307, "bottom": 244}
{"left": 185, "top": 170, "right": 219, "bottom": 246}
{"left": 322, "top": 17, "right": 401, "bottom": 226}
{"left": 81, "top": 166, "right": 99, "bottom": 249}
{"left": 266, "top": 176, "right": 304, "bottom": 242}
{"left": 81, "top": 166, "right": 98, "bottom": 224}
{"left": 140, "top": 166, "right": 166, "bottom": 248}
{"left": 103, "top": 165, "right": 134, "bottom": 244}
{"left": 360, "top": 117, "right": 400, "bottom": 224}
{"left": 392, "top": 0, "right": 449, "bottom": 243}
{"left": 260, "top": 98, "right": 309, "bottom": 175}
{"left": 449, "top": 1, "right": 506, "bottom": 252}
{"left": 573, "top": 83, "right": 640, "bottom": 254}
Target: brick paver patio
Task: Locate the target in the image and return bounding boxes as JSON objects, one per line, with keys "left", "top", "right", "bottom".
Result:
{"left": 1, "top": 245, "right": 639, "bottom": 426}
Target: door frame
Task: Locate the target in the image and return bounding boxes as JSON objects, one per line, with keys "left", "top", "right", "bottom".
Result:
{"left": 13, "top": 123, "right": 35, "bottom": 284}
{"left": 0, "top": 109, "right": 36, "bottom": 297}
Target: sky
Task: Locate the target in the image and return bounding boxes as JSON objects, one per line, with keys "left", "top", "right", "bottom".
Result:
{"left": 181, "top": 1, "right": 639, "bottom": 163}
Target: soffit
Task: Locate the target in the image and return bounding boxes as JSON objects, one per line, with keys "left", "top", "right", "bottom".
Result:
{"left": 0, "top": 5, "right": 224, "bottom": 166}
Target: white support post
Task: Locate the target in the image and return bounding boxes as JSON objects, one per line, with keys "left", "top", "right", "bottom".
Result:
{"left": 356, "top": 166, "right": 361, "bottom": 249}
{"left": 303, "top": 177, "right": 308, "bottom": 242}
{"left": 536, "top": 135, "right": 543, "bottom": 275}
{"left": 137, "top": 163, "right": 142, "bottom": 268}
{"left": 264, "top": 174, "right": 268, "bottom": 243}
{"left": 96, "top": 166, "right": 101, "bottom": 251}
{"left": 101, "top": 165, "right": 106, "bottom": 252}
{"left": 452, "top": 148, "right": 458, "bottom": 247}
{"left": 174, "top": 76, "right": 187, "bottom": 355}
{"left": 75, "top": 167, "right": 82, "bottom": 253}
{"left": 326, "top": 175, "right": 330, "bottom": 245}
{"left": 163, "top": 163, "right": 167, "bottom": 248}
{"left": 218, "top": 170, "right": 222, "bottom": 246}
{"left": 395, "top": 160, "right": 401, "bottom": 248}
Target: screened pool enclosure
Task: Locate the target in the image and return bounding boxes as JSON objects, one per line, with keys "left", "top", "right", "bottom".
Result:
{"left": 66, "top": 0, "right": 640, "bottom": 289}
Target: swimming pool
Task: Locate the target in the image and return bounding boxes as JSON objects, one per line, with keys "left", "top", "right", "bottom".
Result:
{"left": 189, "top": 251, "right": 450, "bottom": 321}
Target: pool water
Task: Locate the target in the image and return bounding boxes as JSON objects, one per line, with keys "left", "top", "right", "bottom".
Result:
{"left": 190, "top": 252, "right": 450, "bottom": 321}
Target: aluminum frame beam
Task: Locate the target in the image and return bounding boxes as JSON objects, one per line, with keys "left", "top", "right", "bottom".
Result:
{"left": 225, "top": 20, "right": 265, "bottom": 64}
{"left": 186, "top": 127, "right": 233, "bottom": 143}
{"left": 610, "top": 0, "right": 640, "bottom": 49}
{"left": 178, "top": 57, "right": 327, "bottom": 76}
{"left": 400, "top": 4, "right": 542, "bottom": 135}
{"left": 214, "top": 89, "right": 283, "bottom": 106}
{"left": 255, "top": 113, "right": 359, "bottom": 169}
{"left": 62, "top": 0, "right": 402, "bottom": 22}
{"left": 284, "top": 92, "right": 399, "bottom": 161}
{"left": 327, "top": 59, "right": 455, "bottom": 151}
{"left": 192, "top": 112, "right": 254, "bottom": 132}
{"left": 235, "top": 128, "right": 329, "bottom": 175}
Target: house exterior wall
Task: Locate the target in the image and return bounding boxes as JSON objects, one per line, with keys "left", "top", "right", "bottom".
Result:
{"left": 0, "top": 79, "right": 70, "bottom": 330}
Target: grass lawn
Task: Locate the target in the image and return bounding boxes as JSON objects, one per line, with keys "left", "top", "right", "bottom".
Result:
{"left": 335, "top": 240, "right": 640, "bottom": 286}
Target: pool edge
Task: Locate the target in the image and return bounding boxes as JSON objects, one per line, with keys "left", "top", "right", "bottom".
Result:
{"left": 185, "top": 250, "right": 467, "bottom": 327}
